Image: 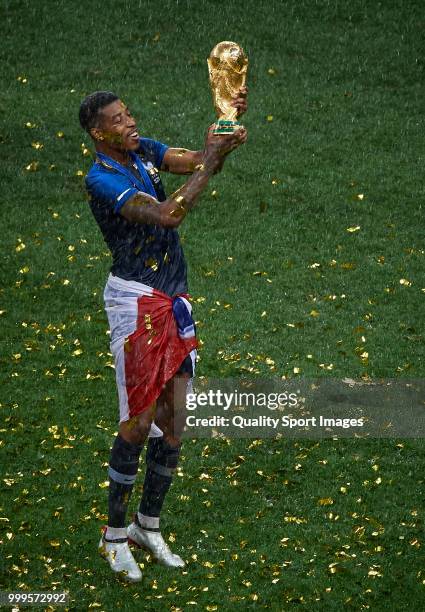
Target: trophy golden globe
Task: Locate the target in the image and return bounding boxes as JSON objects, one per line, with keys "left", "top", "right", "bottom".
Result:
{"left": 207, "top": 41, "right": 248, "bottom": 134}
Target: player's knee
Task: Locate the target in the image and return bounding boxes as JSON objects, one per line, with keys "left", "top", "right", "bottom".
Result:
{"left": 120, "top": 409, "right": 154, "bottom": 444}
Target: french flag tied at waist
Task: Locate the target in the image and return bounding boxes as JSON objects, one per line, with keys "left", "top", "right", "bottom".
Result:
{"left": 124, "top": 289, "right": 197, "bottom": 418}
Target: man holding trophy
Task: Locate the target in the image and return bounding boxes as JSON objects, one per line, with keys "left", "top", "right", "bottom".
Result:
{"left": 79, "top": 42, "right": 248, "bottom": 582}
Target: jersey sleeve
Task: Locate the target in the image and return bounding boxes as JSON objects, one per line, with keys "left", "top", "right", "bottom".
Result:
{"left": 138, "top": 138, "right": 169, "bottom": 170}
{"left": 86, "top": 168, "right": 139, "bottom": 213}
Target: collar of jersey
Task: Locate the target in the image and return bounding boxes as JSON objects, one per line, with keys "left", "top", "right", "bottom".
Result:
{"left": 96, "top": 151, "right": 149, "bottom": 193}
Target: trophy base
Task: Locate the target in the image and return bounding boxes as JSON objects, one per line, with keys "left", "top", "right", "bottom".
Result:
{"left": 213, "top": 119, "right": 241, "bottom": 134}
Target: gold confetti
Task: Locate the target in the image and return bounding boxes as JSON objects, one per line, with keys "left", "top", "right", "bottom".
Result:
{"left": 319, "top": 363, "right": 334, "bottom": 370}
{"left": 267, "top": 67, "right": 276, "bottom": 75}
{"left": 399, "top": 278, "right": 412, "bottom": 287}
{"left": 56, "top": 131, "right": 65, "bottom": 138}
{"left": 346, "top": 226, "right": 361, "bottom": 233}
{"left": 310, "top": 309, "right": 319, "bottom": 317}
{"left": 318, "top": 497, "right": 334, "bottom": 506}
{"left": 145, "top": 257, "right": 158, "bottom": 272}
{"left": 25, "top": 161, "right": 39, "bottom": 172}
{"left": 284, "top": 515, "right": 307, "bottom": 524}
{"left": 266, "top": 115, "right": 273, "bottom": 122}
{"left": 202, "top": 561, "right": 214, "bottom": 568}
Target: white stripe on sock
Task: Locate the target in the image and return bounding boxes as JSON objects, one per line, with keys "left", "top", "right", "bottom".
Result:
{"left": 138, "top": 512, "right": 160, "bottom": 529}
{"left": 105, "top": 526, "right": 128, "bottom": 540}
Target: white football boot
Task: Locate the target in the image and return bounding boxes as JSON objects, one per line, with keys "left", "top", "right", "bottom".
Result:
{"left": 98, "top": 530, "right": 142, "bottom": 582}
{"left": 127, "top": 517, "right": 185, "bottom": 568}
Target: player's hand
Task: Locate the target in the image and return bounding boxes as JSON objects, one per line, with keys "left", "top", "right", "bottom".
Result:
{"left": 204, "top": 124, "right": 247, "bottom": 158}
{"left": 231, "top": 86, "right": 248, "bottom": 117}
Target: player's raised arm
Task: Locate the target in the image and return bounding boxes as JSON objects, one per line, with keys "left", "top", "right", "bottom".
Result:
{"left": 161, "top": 86, "right": 248, "bottom": 175}
{"left": 161, "top": 147, "right": 204, "bottom": 175}
{"left": 120, "top": 125, "right": 247, "bottom": 228}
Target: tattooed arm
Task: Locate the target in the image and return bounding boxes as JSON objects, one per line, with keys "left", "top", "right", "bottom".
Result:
{"left": 120, "top": 126, "right": 247, "bottom": 228}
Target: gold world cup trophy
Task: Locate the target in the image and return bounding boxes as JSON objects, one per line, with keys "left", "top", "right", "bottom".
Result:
{"left": 207, "top": 41, "right": 248, "bottom": 134}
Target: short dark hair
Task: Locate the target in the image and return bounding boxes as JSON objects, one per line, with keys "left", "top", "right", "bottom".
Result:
{"left": 79, "top": 91, "right": 119, "bottom": 133}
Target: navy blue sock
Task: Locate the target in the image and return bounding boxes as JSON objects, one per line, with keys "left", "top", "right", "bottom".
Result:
{"left": 108, "top": 434, "right": 143, "bottom": 529}
{"left": 139, "top": 437, "right": 181, "bottom": 521}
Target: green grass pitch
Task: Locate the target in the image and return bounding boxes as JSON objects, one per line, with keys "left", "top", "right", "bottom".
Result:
{"left": 0, "top": 0, "right": 424, "bottom": 610}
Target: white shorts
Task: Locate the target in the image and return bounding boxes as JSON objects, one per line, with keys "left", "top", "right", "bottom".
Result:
{"left": 103, "top": 274, "right": 195, "bottom": 429}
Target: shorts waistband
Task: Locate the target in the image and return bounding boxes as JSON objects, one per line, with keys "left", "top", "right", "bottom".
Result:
{"left": 106, "top": 273, "right": 154, "bottom": 296}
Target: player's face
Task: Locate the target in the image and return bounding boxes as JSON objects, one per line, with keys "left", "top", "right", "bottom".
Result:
{"left": 97, "top": 99, "right": 140, "bottom": 151}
